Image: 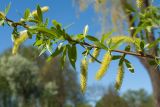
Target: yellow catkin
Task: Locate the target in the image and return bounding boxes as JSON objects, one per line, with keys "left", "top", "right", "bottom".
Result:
{"left": 90, "top": 48, "right": 100, "bottom": 63}
{"left": 31, "top": 6, "right": 49, "bottom": 16}
{"left": 115, "top": 65, "right": 124, "bottom": 90}
{"left": 95, "top": 52, "right": 112, "bottom": 80}
{"left": 0, "top": 11, "right": 5, "bottom": 19}
{"left": 12, "top": 30, "right": 29, "bottom": 55}
{"left": 80, "top": 58, "right": 88, "bottom": 93}
{"left": 136, "top": 0, "right": 143, "bottom": 8}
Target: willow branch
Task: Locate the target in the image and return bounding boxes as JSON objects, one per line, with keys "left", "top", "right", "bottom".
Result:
{"left": 2, "top": 17, "right": 159, "bottom": 60}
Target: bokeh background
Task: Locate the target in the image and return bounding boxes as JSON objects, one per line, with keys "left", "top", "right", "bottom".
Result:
{"left": 0, "top": 0, "right": 159, "bottom": 107}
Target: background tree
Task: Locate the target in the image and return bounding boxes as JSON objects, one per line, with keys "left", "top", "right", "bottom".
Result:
{"left": 95, "top": 86, "right": 129, "bottom": 107}
{"left": 95, "top": 86, "right": 154, "bottom": 107}
{"left": 0, "top": 46, "right": 90, "bottom": 107}
{"left": 123, "top": 89, "right": 154, "bottom": 107}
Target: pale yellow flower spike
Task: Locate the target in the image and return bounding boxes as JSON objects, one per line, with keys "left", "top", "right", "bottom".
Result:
{"left": 136, "top": 0, "right": 144, "bottom": 8}
{"left": 31, "top": 6, "right": 49, "bottom": 16}
{"left": 12, "top": 30, "right": 29, "bottom": 55}
{"left": 90, "top": 48, "right": 100, "bottom": 63}
{"left": 115, "top": 65, "right": 124, "bottom": 90}
{"left": 95, "top": 52, "right": 112, "bottom": 80}
{"left": 80, "top": 58, "right": 88, "bottom": 93}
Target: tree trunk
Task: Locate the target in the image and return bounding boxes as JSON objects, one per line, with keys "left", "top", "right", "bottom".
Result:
{"left": 140, "top": 58, "right": 160, "bottom": 107}
{"left": 120, "top": 0, "right": 160, "bottom": 107}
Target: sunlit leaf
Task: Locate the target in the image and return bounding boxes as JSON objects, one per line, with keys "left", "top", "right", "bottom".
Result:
{"left": 124, "top": 59, "right": 134, "bottom": 73}
{"left": 24, "top": 8, "right": 30, "bottom": 20}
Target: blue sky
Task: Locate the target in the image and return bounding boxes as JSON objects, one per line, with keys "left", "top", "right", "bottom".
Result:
{"left": 0, "top": 0, "right": 153, "bottom": 94}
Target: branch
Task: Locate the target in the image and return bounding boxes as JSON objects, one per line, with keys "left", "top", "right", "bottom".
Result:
{"left": 2, "top": 17, "right": 159, "bottom": 60}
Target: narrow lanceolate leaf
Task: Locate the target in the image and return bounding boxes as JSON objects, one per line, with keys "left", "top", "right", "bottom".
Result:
{"left": 0, "top": 12, "right": 5, "bottom": 19}
{"left": 68, "top": 45, "right": 77, "bottom": 69}
{"left": 24, "top": 8, "right": 30, "bottom": 20}
{"left": 110, "top": 38, "right": 125, "bottom": 50}
{"left": 86, "top": 35, "right": 99, "bottom": 42}
{"left": 4, "top": 2, "right": 11, "bottom": 15}
{"left": 12, "top": 30, "right": 29, "bottom": 55}
{"left": 101, "top": 30, "right": 114, "bottom": 43}
{"left": 136, "top": 0, "right": 144, "bottom": 8}
{"left": 31, "top": 6, "right": 49, "bottom": 17}
{"left": 80, "top": 58, "right": 88, "bottom": 93}
{"left": 89, "top": 48, "right": 100, "bottom": 63}
{"left": 61, "top": 46, "right": 67, "bottom": 69}
{"left": 115, "top": 64, "right": 124, "bottom": 90}
{"left": 112, "top": 55, "right": 122, "bottom": 60}
{"left": 124, "top": 59, "right": 134, "bottom": 73}
{"left": 47, "top": 46, "right": 63, "bottom": 62}
{"left": 95, "top": 52, "right": 112, "bottom": 80}
{"left": 37, "top": 5, "right": 43, "bottom": 22}
{"left": 147, "top": 38, "right": 160, "bottom": 49}
{"left": 108, "top": 36, "right": 133, "bottom": 44}
{"left": 29, "top": 26, "right": 58, "bottom": 37}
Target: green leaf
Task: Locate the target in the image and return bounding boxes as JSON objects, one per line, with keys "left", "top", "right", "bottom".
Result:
{"left": 110, "top": 39, "right": 125, "bottom": 50}
{"left": 61, "top": 46, "right": 67, "bottom": 69}
{"left": 24, "top": 8, "right": 30, "bottom": 20}
{"left": 124, "top": 45, "right": 131, "bottom": 51}
{"left": 123, "top": 1, "right": 136, "bottom": 12}
{"left": 68, "top": 45, "right": 77, "bottom": 69}
{"left": 147, "top": 38, "right": 160, "bottom": 49}
{"left": 140, "top": 41, "right": 145, "bottom": 50}
{"left": 52, "top": 20, "right": 61, "bottom": 27}
{"left": 29, "top": 26, "right": 58, "bottom": 37}
{"left": 75, "top": 34, "right": 84, "bottom": 41}
{"left": 44, "top": 18, "right": 49, "bottom": 27}
{"left": 124, "top": 59, "right": 134, "bottom": 73}
{"left": 27, "top": 31, "right": 32, "bottom": 39}
{"left": 34, "top": 40, "right": 43, "bottom": 46}
{"left": 39, "top": 48, "right": 47, "bottom": 56}
{"left": 101, "top": 30, "right": 114, "bottom": 43}
{"left": 148, "top": 60, "right": 157, "bottom": 66}
{"left": 47, "top": 46, "right": 63, "bottom": 62}
{"left": 112, "top": 55, "right": 122, "bottom": 60}
{"left": 86, "top": 35, "right": 99, "bottom": 42}
{"left": 94, "top": 41, "right": 108, "bottom": 50}
{"left": 0, "top": 20, "right": 4, "bottom": 26}
{"left": 4, "top": 2, "right": 11, "bottom": 15}
{"left": 37, "top": 5, "right": 43, "bottom": 22}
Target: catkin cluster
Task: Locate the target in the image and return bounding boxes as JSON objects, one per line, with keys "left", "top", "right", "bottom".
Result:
{"left": 90, "top": 48, "right": 100, "bottom": 63}
{"left": 136, "top": 0, "right": 144, "bottom": 8}
{"left": 96, "top": 52, "right": 112, "bottom": 80}
{"left": 12, "top": 30, "right": 29, "bottom": 55}
{"left": 80, "top": 58, "right": 88, "bottom": 93}
{"left": 115, "top": 65, "right": 124, "bottom": 90}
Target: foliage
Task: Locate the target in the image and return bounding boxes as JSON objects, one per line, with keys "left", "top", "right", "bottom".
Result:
{"left": 0, "top": 2, "right": 159, "bottom": 93}
{"left": 0, "top": 46, "right": 88, "bottom": 107}
{"left": 123, "top": 89, "right": 154, "bottom": 107}
{"left": 96, "top": 86, "right": 154, "bottom": 107}
{"left": 96, "top": 86, "right": 129, "bottom": 107}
